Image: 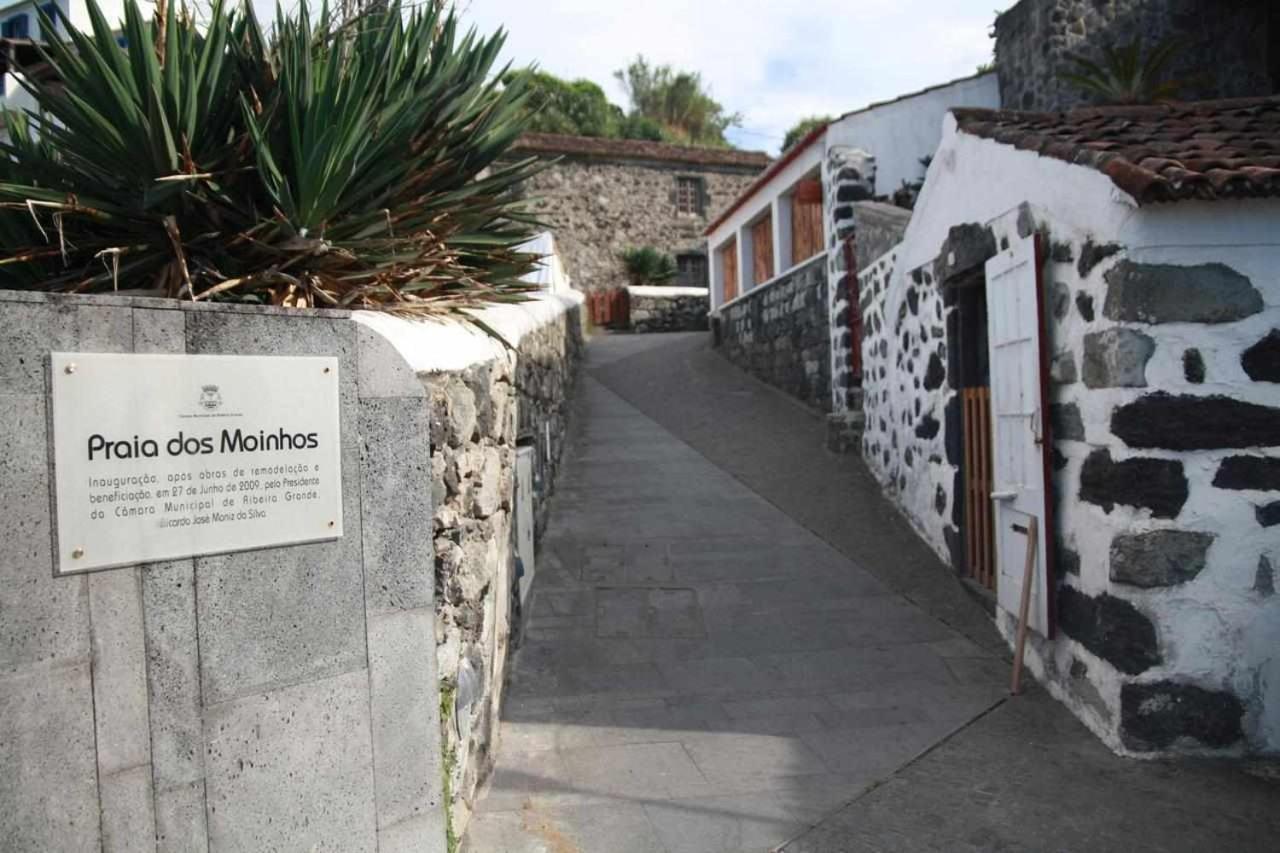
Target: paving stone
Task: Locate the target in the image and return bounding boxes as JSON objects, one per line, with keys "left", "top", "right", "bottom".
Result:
{"left": 466, "top": 802, "right": 666, "bottom": 853}
{"left": 596, "top": 587, "right": 705, "bottom": 639}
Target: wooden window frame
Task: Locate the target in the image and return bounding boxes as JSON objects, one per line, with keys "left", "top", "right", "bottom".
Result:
{"left": 677, "top": 253, "right": 708, "bottom": 288}
{"left": 675, "top": 176, "right": 704, "bottom": 217}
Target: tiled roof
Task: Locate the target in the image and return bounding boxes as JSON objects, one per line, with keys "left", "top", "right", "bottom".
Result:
{"left": 952, "top": 96, "right": 1280, "bottom": 204}
{"left": 511, "top": 132, "right": 771, "bottom": 170}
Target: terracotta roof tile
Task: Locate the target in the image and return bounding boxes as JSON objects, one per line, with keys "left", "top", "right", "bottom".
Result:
{"left": 510, "top": 132, "right": 771, "bottom": 170}
{"left": 953, "top": 96, "right": 1280, "bottom": 204}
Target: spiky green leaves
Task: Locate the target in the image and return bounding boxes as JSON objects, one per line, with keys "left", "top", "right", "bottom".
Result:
{"left": 0, "top": 0, "right": 543, "bottom": 313}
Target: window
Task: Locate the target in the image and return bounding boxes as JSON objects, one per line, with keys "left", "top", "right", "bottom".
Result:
{"left": 676, "top": 253, "right": 707, "bottom": 288}
{"left": 675, "top": 176, "right": 703, "bottom": 216}
{"left": 2, "top": 14, "right": 31, "bottom": 38}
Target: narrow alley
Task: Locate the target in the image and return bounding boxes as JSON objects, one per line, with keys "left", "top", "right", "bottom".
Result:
{"left": 465, "top": 334, "right": 1279, "bottom": 853}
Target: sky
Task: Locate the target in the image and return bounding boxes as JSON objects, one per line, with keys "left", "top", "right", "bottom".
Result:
{"left": 453, "top": 0, "right": 1005, "bottom": 153}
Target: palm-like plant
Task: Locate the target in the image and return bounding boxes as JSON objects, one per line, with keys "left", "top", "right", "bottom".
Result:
{"left": 0, "top": 0, "right": 545, "bottom": 316}
{"left": 1060, "top": 37, "right": 1190, "bottom": 106}
{"left": 620, "top": 246, "right": 677, "bottom": 287}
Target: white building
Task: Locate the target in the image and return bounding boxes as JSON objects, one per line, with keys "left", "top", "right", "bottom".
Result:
{"left": 703, "top": 71, "right": 1000, "bottom": 318}
{"left": 1, "top": 0, "right": 126, "bottom": 133}
{"left": 856, "top": 95, "right": 1280, "bottom": 757}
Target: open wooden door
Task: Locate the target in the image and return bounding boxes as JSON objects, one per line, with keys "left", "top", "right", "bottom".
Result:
{"left": 984, "top": 233, "right": 1055, "bottom": 637}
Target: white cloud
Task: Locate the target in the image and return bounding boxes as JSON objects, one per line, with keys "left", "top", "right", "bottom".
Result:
{"left": 244, "top": 0, "right": 1002, "bottom": 154}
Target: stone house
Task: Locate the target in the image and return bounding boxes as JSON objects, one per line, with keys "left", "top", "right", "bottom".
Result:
{"left": 703, "top": 72, "right": 1000, "bottom": 411}
{"left": 993, "top": 0, "right": 1279, "bottom": 113}
{"left": 509, "top": 133, "right": 769, "bottom": 293}
{"left": 852, "top": 95, "right": 1280, "bottom": 756}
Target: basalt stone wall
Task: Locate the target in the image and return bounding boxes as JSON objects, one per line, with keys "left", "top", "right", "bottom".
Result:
{"left": 860, "top": 204, "right": 1280, "bottom": 756}
{"left": 513, "top": 153, "right": 764, "bottom": 293}
{"left": 0, "top": 292, "right": 447, "bottom": 852}
{"left": 718, "top": 254, "right": 831, "bottom": 411}
{"left": 859, "top": 246, "right": 958, "bottom": 563}
{"left": 824, "top": 148, "right": 877, "bottom": 415}
{"left": 627, "top": 287, "right": 710, "bottom": 333}
{"left": 993, "top": 0, "right": 1277, "bottom": 112}
{"left": 417, "top": 303, "right": 583, "bottom": 837}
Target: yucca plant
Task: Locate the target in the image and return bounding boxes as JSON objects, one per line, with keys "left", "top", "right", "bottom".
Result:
{"left": 619, "top": 246, "right": 676, "bottom": 287}
{"left": 0, "top": 0, "right": 545, "bottom": 315}
{"left": 1060, "top": 37, "right": 1191, "bottom": 105}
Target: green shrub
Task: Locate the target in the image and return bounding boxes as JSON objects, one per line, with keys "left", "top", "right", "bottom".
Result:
{"left": 0, "top": 0, "right": 544, "bottom": 316}
{"left": 620, "top": 246, "right": 677, "bottom": 286}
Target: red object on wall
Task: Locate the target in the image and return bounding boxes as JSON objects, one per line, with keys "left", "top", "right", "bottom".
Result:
{"left": 588, "top": 288, "right": 631, "bottom": 328}
{"left": 843, "top": 237, "right": 863, "bottom": 384}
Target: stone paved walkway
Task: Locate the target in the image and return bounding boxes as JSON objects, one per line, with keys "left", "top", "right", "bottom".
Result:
{"left": 465, "top": 333, "right": 1279, "bottom": 853}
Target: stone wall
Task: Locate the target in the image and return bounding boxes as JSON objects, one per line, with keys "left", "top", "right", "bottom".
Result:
{"left": 994, "top": 0, "right": 1277, "bottom": 112}
{"left": 627, "top": 286, "right": 710, "bottom": 333}
{"left": 717, "top": 254, "right": 830, "bottom": 411}
{"left": 360, "top": 296, "right": 584, "bottom": 840}
{"left": 859, "top": 203, "right": 1280, "bottom": 756}
{"left": 0, "top": 292, "right": 447, "bottom": 852}
{"left": 513, "top": 149, "right": 764, "bottom": 293}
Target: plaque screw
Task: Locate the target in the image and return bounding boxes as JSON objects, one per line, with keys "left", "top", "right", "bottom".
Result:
{"left": 65, "top": 363, "right": 77, "bottom": 375}
{"left": 328, "top": 520, "right": 335, "bottom": 528}
{"left": 323, "top": 366, "right": 331, "bottom": 374}
{"left": 71, "top": 547, "right": 85, "bottom": 559}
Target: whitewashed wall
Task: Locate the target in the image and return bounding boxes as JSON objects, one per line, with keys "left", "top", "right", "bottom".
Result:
{"left": 826, "top": 72, "right": 1000, "bottom": 199}
{"left": 860, "top": 120, "right": 1280, "bottom": 757}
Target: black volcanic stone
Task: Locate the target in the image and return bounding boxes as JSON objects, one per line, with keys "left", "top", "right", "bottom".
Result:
{"left": 907, "top": 287, "right": 919, "bottom": 315}
{"left": 1103, "top": 260, "right": 1263, "bottom": 324}
{"left": 923, "top": 353, "right": 946, "bottom": 390}
{"left": 1120, "top": 681, "right": 1244, "bottom": 752}
{"left": 1079, "top": 449, "right": 1187, "bottom": 518}
{"left": 933, "top": 223, "right": 997, "bottom": 284}
{"left": 944, "top": 525, "right": 964, "bottom": 571}
{"left": 1256, "top": 556, "right": 1275, "bottom": 596}
{"left": 1213, "top": 456, "right": 1280, "bottom": 490}
{"left": 1257, "top": 501, "right": 1280, "bottom": 528}
{"left": 1052, "top": 447, "right": 1068, "bottom": 471}
{"left": 1075, "top": 291, "right": 1095, "bottom": 322}
{"left": 945, "top": 395, "right": 962, "bottom": 464}
{"left": 1109, "top": 530, "right": 1213, "bottom": 588}
{"left": 1077, "top": 240, "right": 1121, "bottom": 278}
{"left": 951, "top": 469, "right": 963, "bottom": 528}
{"left": 935, "top": 484, "right": 947, "bottom": 515}
{"left": 1242, "top": 329, "right": 1280, "bottom": 382}
{"left": 1182, "top": 348, "right": 1206, "bottom": 384}
{"left": 1057, "top": 585, "right": 1160, "bottom": 675}
{"left": 915, "top": 413, "right": 940, "bottom": 440}
{"left": 1056, "top": 543, "right": 1080, "bottom": 576}
{"left": 1112, "top": 393, "right": 1280, "bottom": 450}
{"left": 1051, "top": 402, "right": 1085, "bottom": 441}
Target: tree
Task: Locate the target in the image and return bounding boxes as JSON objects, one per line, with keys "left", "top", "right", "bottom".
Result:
{"left": 613, "top": 56, "right": 741, "bottom": 148}
{"left": 1060, "top": 37, "right": 1190, "bottom": 105}
{"left": 505, "top": 69, "right": 625, "bottom": 137}
{"left": 781, "top": 115, "right": 832, "bottom": 151}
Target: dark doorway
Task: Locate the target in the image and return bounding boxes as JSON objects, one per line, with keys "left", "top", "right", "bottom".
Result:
{"left": 948, "top": 271, "right": 995, "bottom": 590}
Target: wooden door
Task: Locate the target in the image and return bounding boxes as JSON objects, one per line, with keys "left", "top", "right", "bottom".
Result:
{"left": 721, "top": 239, "right": 738, "bottom": 302}
{"left": 984, "top": 233, "right": 1055, "bottom": 635}
{"left": 791, "top": 180, "right": 823, "bottom": 264}
{"left": 962, "top": 386, "right": 995, "bottom": 588}
{"left": 751, "top": 215, "right": 774, "bottom": 286}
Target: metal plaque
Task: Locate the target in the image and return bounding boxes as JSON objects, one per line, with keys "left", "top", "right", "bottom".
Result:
{"left": 50, "top": 352, "right": 343, "bottom": 574}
